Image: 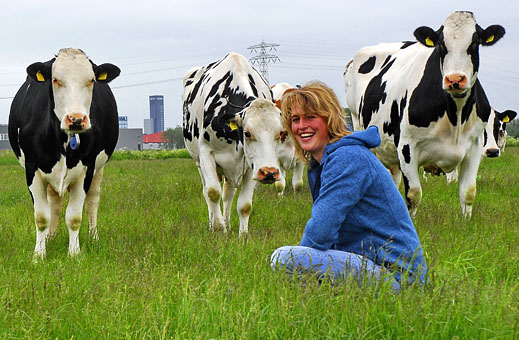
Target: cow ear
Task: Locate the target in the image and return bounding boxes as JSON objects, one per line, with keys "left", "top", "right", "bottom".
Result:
{"left": 498, "top": 110, "right": 517, "bottom": 123}
{"left": 27, "top": 62, "right": 52, "bottom": 82}
{"left": 480, "top": 25, "right": 505, "bottom": 46}
{"left": 414, "top": 26, "right": 438, "bottom": 48}
{"left": 94, "top": 63, "right": 121, "bottom": 83}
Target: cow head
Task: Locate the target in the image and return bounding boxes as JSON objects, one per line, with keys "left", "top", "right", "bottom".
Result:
{"left": 226, "top": 98, "right": 288, "bottom": 184}
{"left": 26, "top": 48, "right": 120, "bottom": 133}
{"left": 483, "top": 108, "right": 517, "bottom": 157}
{"left": 414, "top": 11, "right": 505, "bottom": 98}
{"left": 495, "top": 109, "right": 517, "bottom": 151}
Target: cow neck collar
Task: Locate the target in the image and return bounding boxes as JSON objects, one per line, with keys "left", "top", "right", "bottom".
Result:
{"left": 67, "top": 133, "right": 80, "bottom": 150}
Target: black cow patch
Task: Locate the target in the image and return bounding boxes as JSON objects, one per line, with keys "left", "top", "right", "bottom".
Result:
{"left": 359, "top": 56, "right": 376, "bottom": 74}
{"left": 402, "top": 144, "right": 411, "bottom": 163}
{"left": 401, "top": 41, "right": 417, "bottom": 49}
{"left": 360, "top": 59, "right": 395, "bottom": 128}
{"left": 408, "top": 51, "right": 453, "bottom": 127}
{"left": 383, "top": 92, "right": 406, "bottom": 147}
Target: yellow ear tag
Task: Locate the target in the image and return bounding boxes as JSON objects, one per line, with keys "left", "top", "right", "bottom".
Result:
{"left": 503, "top": 116, "right": 510, "bottom": 123}
{"left": 36, "top": 71, "right": 45, "bottom": 82}
{"left": 486, "top": 35, "right": 495, "bottom": 44}
{"left": 98, "top": 72, "right": 108, "bottom": 81}
{"left": 229, "top": 121, "right": 238, "bottom": 131}
{"left": 425, "top": 37, "right": 434, "bottom": 47}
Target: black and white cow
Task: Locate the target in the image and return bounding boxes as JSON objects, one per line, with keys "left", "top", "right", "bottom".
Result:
{"left": 183, "top": 52, "right": 292, "bottom": 236}
{"left": 444, "top": 107, "right": 517, "bottom": 183}
{"left": 8, "top": 48, "right": 120, "bottom": 259}
{"left": 271, "top": 82, "right": 305, "bottom": 195}
{"left": 493, "top": 109, "right": 517, "bottom": 152}
{"left": 344, "top": 11, "right": 505, "bottom": 217}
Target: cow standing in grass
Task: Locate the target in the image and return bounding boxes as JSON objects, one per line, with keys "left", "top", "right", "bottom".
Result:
{"left": 183, "top": 52, "right": 292, "bottom": 236}
{"left": 271, "top": 82, "right": 305, "bottom": 195}
{"left": 443, "top": 108, "right": 517, "bottom": 183}
{"left": 344, "top": 11, "right": 505, "bottom": 217}
{"left": 8, "top": 48, "right": 120, "bottom": 259}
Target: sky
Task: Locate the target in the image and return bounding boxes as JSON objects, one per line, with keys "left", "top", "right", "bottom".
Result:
{"left": 1, "top": 1, "right": 518, "bottom": 130}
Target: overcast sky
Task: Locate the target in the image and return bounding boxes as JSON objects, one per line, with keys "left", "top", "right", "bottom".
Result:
{"left": 1, "top": 1, "right": 518, "bottom": 129}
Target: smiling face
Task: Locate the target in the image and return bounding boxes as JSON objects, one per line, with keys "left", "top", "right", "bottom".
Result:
{"left": 290, "top": 104, "right": 329, "bottom": 163}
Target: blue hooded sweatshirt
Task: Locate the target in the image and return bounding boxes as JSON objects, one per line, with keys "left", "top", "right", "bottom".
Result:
{"left": 300, "top": 126, "right": 427, "bottom": 282}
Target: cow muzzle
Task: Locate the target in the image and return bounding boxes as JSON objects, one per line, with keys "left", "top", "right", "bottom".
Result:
{"left": 444, "top": 74, "right": 468, "bottom": 97}
{"left": 65, "top": 114, "right": 89, "bottom": 132}
{"left": 256, "top": 167, "right": 280, "bottom": 184}
{"left": 484, "top": 148, "right": 500, "bottom": 158}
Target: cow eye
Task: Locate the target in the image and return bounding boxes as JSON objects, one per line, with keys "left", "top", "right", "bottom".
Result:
{"left": 244, "top": 130, "right": 251, "bottom": 138}
{"left": 52, "top": 78, "right": 61, "bottom": 87}
{"left": 278, "top": 130, "right": 288, "bottom": 142}
{"left": 87, "top": 78, "right": 95, "bottom": 86}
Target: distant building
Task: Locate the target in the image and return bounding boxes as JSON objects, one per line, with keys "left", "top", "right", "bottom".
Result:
{"left": 116, "top": 128, "right": 143, "bottom": 151}
{"left": 0, "top": 124, "right": 10, "bottom": 150}
{"left": 118, "top": 116, "right": 128, "bottom": 129}
{"left": 149, "top": 95, "right": 164, "bottom": 133}
{"left": 143, "top": 131, "right": 167, "bottom": 150}
{"left": 144, "top": 119, "right": 154, "bottom": 135}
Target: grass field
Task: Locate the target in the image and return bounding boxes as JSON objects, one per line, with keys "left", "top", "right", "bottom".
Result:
{"left": 0, "top": 147, "right": 518, "bottom": 339}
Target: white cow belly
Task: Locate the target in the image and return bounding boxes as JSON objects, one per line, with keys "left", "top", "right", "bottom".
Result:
{"left": 372, "top": 137, "right": 399, "bottom": 167}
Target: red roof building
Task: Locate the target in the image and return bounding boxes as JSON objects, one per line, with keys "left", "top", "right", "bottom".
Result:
{"left": 143, "top": 131, "right": 168, "bottom": 144}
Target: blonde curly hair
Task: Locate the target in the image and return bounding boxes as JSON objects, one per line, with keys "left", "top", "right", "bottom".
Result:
{"left": 280, "top": 81, "right": 351, "bottom": 163}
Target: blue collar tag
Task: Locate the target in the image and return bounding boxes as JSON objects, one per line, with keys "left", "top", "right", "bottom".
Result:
{"left": 70, "top": 134, "right": 79, "bottom": 150}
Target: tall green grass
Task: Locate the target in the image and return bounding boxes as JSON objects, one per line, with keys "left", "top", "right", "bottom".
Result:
{"left": 0, "top": 148, "right": 518, "bottom": 339}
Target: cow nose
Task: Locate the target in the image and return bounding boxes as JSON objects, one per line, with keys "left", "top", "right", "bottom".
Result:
{"left": 444, "top": 74, "right": 467, "bottom": 90}
{"left": 257, "top": 167, "right": 280, "bottom": 184}
{"left": 485, "top": 148, "right": 500, "bottom": 158}
{"left": 65, "top": 114, "right": 89, "bottom": 130}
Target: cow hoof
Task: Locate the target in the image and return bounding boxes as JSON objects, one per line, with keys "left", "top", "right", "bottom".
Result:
{"left": 89, "top": 229, "right": 99, "bottom": 241}
{"left": 32, "top": 251, "right": 46, "bottom": 263}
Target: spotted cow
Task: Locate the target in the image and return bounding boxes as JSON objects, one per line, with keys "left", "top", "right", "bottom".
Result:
{"left": 493, "top": 109, "right": 516, "bottom": 152}
{"left": 183, "top": 52, "right": 292, "bottom": 236}
{"left": 344, "top": 11, "right": 505, "bottom": 217}
{"left": 444, "top": 107, "right": 517, "bottom": 183}
{"left": 8, "top": 48, "right": 120, "bottom": 259}
{"left": 271, "top": 82, "right": 305, "bottom": 195}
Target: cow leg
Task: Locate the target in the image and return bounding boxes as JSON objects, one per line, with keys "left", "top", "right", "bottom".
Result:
{"left": 85, "top": 168, "right": 104, "bottom": 240}
{"left": 47, "top": 185, "right": 63, "bottom": 240}
{"left": 198, "top": 153, "right": 226, "bottom": 232}
{"left": 66, "top": 178, "right": 87, "bottom": 256}
{"left": 457, "top": 149, "right": 482, "bottom": 218}
{"left": 274, "top": 169, "right": 286, "bottom": 196}
{"left": 390, "top": 165, "right": 402, "bottom": 187}
{"left": 222, "top": 177, "right": 237, "bottom": 230}
{"left": 400, "top": 164, "right": 422, "bottom": 218}
{"left": 291, "top": 161, "right": 305, "bottom": 193}
{"left": 446, "top": 169, "right": 458, "bottom": 184}
{"left": 29, "top": 173, "right": 51, "bottom": 260}
{"left": 236, "top": 168, "right": 257, "bottom": 237}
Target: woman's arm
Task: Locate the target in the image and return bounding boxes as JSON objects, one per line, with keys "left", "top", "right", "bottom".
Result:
{"left": 300, "top": 149, "right": 372, "bottom": 250}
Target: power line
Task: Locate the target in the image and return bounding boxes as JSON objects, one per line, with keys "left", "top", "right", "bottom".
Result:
{"left": 247, "top": 41, "right": 280, "bottom": 82}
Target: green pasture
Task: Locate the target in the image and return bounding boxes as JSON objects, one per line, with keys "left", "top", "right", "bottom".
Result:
{"left": 0, "top": 147, "right": 518, "bottom": 339}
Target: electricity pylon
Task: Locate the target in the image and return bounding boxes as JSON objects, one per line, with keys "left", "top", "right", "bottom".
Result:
{"left": 247, "top": 41, "right": 280, "bottom": 82}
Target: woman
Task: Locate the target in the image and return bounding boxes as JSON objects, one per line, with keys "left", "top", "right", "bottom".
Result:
{"left": 270, "top": 82, "right": 427, "bottom": 290}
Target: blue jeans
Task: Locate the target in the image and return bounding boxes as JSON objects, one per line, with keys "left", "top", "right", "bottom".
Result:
{"left": 270, "top": 246, "right": 401, "bottom": 292}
